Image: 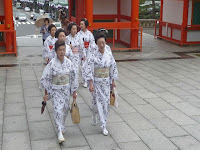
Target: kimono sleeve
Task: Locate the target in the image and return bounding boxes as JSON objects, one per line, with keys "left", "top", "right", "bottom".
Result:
{"left": 89, "top": 31, "right": 95, "bottom": 43}
{"left": 82, "top": 54, "right": 94, "bottom": 82}
{"left": 65, "top": 36, "right": 70, "bottom": 45}
{"left": 69, "top": 62, "right": 79, "bottom": 95}
{"left": 40, "top": 62, "right": 53, "bottom": 95}
{"left": 43, "top": 38, "right": 50, "bottom": 58}
{"left": 109, "top": 55, "right": 118, "bottom": 84}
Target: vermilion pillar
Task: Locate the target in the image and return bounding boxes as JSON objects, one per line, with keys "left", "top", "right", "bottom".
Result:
{"left": 4, "top": 0, "right": 14, "bottom": 52}
{"left": 85, "top": 0, "right": 93, "bottom": 28}
{"left": 131, "top": 0, "right": 139, "bottom": 48}
{"left": 182, "top": 0, "right": 189, "bottom": 45}
{"left": 117, "top": 0, "right": 121, "bottom": 42}
{"left": 159, "top": 0, "right": 163, "bottom": 37}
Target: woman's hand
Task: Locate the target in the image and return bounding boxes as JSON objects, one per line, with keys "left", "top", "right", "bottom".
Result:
{"left": 84, "top": 56, "right": 86, "bottom": 61}
{"left": 89, "top": 80, "right": 94, "bottom": 92}
{"left": 112, "top": 80, "right": 116, "bottom": 88}
{"left": 69, "top": 44, "right": 72, "bottom": 49}
{"left": 43, "top": 94, "right": 48, "bottom": 102}
{"left": 46, "top": 58, "right": 50, "bottom": 64}
{"left": 73, "top": 91, "right": 77, "bottom": 100}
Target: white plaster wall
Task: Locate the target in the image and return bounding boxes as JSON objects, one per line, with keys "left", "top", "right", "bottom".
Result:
{"left": 188, "top": 0, "right": 192, "bottom": 25}
{"left": 93, "top": 0, "right": 117, "bottom": 14}
{"left": 172, "top": 29, "right": 181, "bottom": 41}
{"left": 120, "top": 19, "right": 130, "bottom": 44}
{"left": 163, "top": 0, "right": 183, "bottom": 25}
{"left": 121, "top": 0, "right": 131, "bottom": 16}
{"left": 162, "top": 26, "right": 172, "bottom": 37}
{"left": 187, "top": 31, "right": 200, "bottom": 42}
{"left": 0, "top": 0, "right": 4, "bottom": 16}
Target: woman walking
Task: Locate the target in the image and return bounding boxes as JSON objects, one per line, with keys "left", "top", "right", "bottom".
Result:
{"left": 40, "top": 18, "right": 50, "bottom": 45}
{"left": 77, "top": 18, "right": 95, "bottom": 88}
{"left": 43, "top": 24, "right": 57, "bottom": 64}
{"left": 66, "top": 22, "right": 83, "bottom": 83}
{"left": 83, "top": 32, "right": 118, "bottom": 136}
{"left": 40, "top": 40, "right": 78, "bottom": 143}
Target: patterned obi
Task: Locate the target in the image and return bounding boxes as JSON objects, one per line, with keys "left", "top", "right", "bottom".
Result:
{"left": 94, "top": 68, "right": 110, "bottom": 78}
{"left": 52, "top": 75, "right": 69, "bottom": 85}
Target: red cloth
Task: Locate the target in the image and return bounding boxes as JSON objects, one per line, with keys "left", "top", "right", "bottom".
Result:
{"left": 49, "top": 45, "right": 53, "bottom": 50}
{"left": 84, "top": 42, "right": 89, "bottom": 49}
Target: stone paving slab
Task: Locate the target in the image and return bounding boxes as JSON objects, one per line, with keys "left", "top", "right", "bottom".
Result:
{"left": 85, "top": 134, "right": 120, "bottom": 150}
{"left": 29, "top": 121, "right": 56, "bottom": 141}
{"left": 4, "top": 103, "right": 26, "bottom": 117}
{"left": 135, "top": 129, "right": 178, "bottom": 150}
{"left": 107, "top": 122, "right": 140, "bottom": 143}
{"left": 118, "top": 141, "right": 150, "bottom": 150}
{"left": 3, "top": 115, "right": 28, "bottom": 132}
{"left": 2, "top": 132, "right": 31, "bottom": 150}
{"left": 170, "top": 136, "right": 200, "bottom": 150}
{"left": 5, "top": 93, "right": 24, "bottom": 104}
{"left": 31, "top": 139, "right": 61, "bottom": 150}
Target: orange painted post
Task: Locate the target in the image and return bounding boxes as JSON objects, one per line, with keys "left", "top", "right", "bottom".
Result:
{"left": 85, "top": 0, "right": 93, "bottom": 28}
{"left": 4, "top": 0, "right": 14, "bottom": 52}
{"left": 182, "top": 0, "right": 189, "bottom": 45}
{"left": 159, "top": 0, "right": 163, "bottom": 37}
{"left": 68, "top": 0, "right": 72, "bottom": 21}
{"left": 117, "top": 0, "right": 121, "bottom": 42}
{"left": 131, "top": 0, "right": 139, "bottom": 49}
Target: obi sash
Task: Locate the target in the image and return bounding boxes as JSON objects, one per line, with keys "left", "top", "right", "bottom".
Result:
{"left": 94, "top": 68, "right": 110, "bottom": 78}
{"left": 52, "top": 75, "right": 69, "bottom": 85}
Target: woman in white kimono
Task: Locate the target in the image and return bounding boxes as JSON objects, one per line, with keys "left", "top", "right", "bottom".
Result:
{"left": 77, "top": 18, "right": 95, "bottom": 88}
{"left": 83, "top": 33, "right": 118, "bottom": 136}
{"left": 66, "top": 23, "right": 83, "bottom": 84}
{"left": 40, "top": 40, "right": 78, "bottom": 143}
{"left": 43, "top": 24, "right": 57, "bottom": 64}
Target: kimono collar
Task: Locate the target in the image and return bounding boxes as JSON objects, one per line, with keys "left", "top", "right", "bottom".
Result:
{"left": 50, "top": 35, "right": 55, "bottom": 40}
{"left": 81, "top": 29, "right": 88, "bottom": 33}
{"left": 97, "top": 47, "right": 108, "bottom": 57}
{"left": 69, "top": 33, "right": 77, "bottom": 39}
{"left": 56, "top": 56, "right": 66, "bottom": 65}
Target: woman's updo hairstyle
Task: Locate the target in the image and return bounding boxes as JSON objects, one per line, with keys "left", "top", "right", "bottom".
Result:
{"left": 48, "top": 24, "right": 56, "bottom": 32}
{"left": 67, "top": 22, "right": 77, "bottom": 32}
{"left": 95, "top": 32, "right": 107, "bottom": 44}
{"left": 55, "top": 29, "right": 67, "bottom": 38}
{"left": 55, "top": 40, "right": 65, "bottom": 51}
{"left": 81, "top": 18, "right": 89, "bottom": 27}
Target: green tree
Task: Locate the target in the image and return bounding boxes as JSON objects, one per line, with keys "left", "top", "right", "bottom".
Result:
{"left": 139, "top": 0, "right": 160, "bottom": 19}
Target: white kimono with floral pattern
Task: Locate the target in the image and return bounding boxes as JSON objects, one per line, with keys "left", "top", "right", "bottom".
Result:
{"left": 82, "top": 46, "right": 118, "bottom": 128}
{"left": 43, "top": 35, "right": 57, "bottom": 60}
{"left": 40, "top": 56, "right": 78, "bottom": 133}
{"left": 77, "top": 29, "right": 95, "bottom": 58}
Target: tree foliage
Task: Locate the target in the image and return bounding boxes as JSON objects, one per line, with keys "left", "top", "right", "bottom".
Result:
{"left": 139, "top": 0, "right": 160, "bottom": 19}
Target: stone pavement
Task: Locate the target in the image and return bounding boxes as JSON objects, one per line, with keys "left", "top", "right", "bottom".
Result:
{"left": 1, "top": 34, "right": 200, "bottom": 150}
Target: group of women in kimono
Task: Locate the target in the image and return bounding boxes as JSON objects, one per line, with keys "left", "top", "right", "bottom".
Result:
{"left": 40, "top": 18, "right": 118, "bottom": 143}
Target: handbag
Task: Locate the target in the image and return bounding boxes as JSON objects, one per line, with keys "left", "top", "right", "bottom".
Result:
{"left": 70, "top": 100, "right": 80, "bottom": 124}
{"left": 110, "top": 87, "right": 119, "bottom": 108}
